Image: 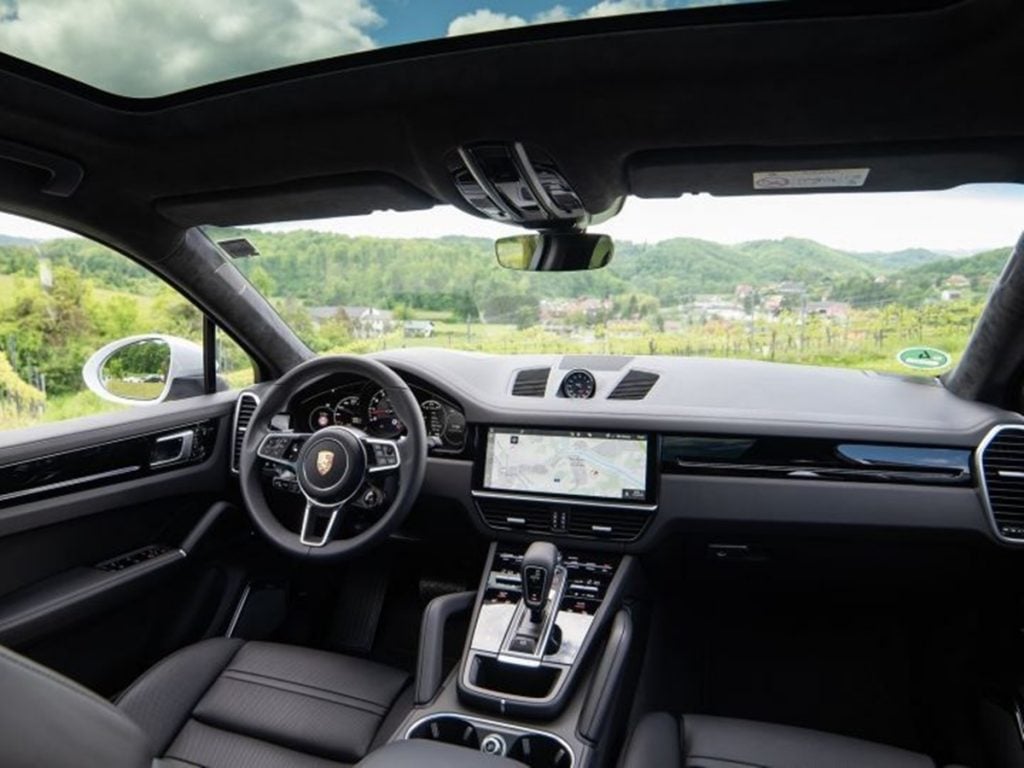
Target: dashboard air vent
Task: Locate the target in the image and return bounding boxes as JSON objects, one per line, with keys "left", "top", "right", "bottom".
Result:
{"left": 567, "top": 507, "right": 649, "bottom": 541}
{"left": 980, "top": 426, "right": 1024, "bottom": 542}
{"left": 609, "top": 370, "right": 659, "bottom": 400}
{"left": 512, "top": 368, "right": 550, "bottom": 397}
{"left": 232, "top": 392, "right": 260, "bottom": 473}
{"left": 479, "top": 503, "right": 553, "bottom": 534}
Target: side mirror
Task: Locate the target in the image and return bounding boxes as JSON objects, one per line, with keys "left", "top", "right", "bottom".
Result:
{"left": 82, "top": 335, "right": 205, "bottom": 406}
{"left": 495, "top": 232, "right": 613, "bottom": 271}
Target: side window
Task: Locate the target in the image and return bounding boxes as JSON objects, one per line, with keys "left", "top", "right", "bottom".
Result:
{"left": 0, "top": 213, "right": 254, "bottom": 430}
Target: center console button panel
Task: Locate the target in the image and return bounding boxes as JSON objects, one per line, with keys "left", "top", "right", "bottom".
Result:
{"left": 461, "top": 543, "right": 623, "bottom": 716}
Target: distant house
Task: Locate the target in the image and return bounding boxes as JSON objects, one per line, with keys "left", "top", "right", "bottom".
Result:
{"left": 940, "top": 289, "right": 963, "bottom": 302}
{"left": 944, "top": 274, "right": 971, "bottom": 289}
{"left": 403, "top": 320, "right": 435, "bottom": 338}
{"left": 343, "top": 306, "right": 394, "bottom": 338}
{"left": 806, "top": 301, "right": 851, "bottom": 319}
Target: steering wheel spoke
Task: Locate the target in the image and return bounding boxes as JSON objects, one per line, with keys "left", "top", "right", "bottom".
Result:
{"left": 300, "top": 500, "right": 345, "bottom": 547}
{"left": 256, "top": 431, "right": 311, "bottom": 472}
{"left": 363, "top": 436, "right": 402, "bottom": 473}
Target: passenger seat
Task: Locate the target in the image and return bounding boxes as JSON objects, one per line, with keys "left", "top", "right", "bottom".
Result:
{"left": 620, "top": 712, "right": 946, "bottom": 768}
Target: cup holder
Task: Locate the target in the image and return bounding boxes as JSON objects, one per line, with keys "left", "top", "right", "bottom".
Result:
{"left": 408, "top": 715, "right": 573, "bottom": 767}
{"left": 408, "top": 715, "right": 479, "bottom": 749}
{"left": 508, "top": 732, "right": 571, "bottom": 768}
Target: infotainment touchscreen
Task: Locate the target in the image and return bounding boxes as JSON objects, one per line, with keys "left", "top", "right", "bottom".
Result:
{"left": 483, "top": 428, "right": 649, "bottom": 501}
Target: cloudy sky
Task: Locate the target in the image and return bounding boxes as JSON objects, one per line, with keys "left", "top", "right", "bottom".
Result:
{"left": 0, "top": 0, "right": 758, "bottom": 96}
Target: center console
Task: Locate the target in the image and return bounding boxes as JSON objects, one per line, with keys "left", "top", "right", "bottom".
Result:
{"left": 376, "top": 425, "right": 653, "bottom": 767}
{"left": 459, "top": 543, "right": 621, "bottom": 717}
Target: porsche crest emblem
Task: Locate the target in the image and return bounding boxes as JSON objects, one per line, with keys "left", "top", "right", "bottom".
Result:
{"left": 316, "top": 450, "right": 335, "bottom": 476}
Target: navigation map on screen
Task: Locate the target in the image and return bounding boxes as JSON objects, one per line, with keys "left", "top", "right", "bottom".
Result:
{"left": 483, "top": 428, "right": 648, "bottom": 500}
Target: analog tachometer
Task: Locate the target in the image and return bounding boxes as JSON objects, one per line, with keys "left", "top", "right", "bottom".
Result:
{"left": 367, "top": 389, "right": 404, "bottom": 438}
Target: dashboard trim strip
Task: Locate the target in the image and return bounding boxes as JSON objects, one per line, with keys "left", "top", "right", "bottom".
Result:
{"left": 471, "top": 489, "right": 657, "bottom": 512}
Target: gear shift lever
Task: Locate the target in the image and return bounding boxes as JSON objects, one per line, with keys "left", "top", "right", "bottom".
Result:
{"left": 521, "top": 541, "right": 559, "bottom": 623}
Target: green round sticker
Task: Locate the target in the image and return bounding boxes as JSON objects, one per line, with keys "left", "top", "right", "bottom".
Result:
{"left": 897, "top": 347, "right": 951, "bottom": 370}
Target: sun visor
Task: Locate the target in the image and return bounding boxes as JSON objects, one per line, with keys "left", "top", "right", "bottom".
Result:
{"left": 156, "top": 172, "right": 438, "bottom": 226}
{"left": 628, "top": 142, "right": 1024, "bottom": 198}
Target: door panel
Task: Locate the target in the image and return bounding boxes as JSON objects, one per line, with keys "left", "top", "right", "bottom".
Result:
{"left": 0, "top": 391, "right": 248, "bottom": 691}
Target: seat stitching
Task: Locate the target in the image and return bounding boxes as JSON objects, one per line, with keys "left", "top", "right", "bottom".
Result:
{"left": 167, "top": 717, "right": 358, "bottom": 766}
{"left": 223, "top": 666, "right": 398, "bottom": 708}
{"left": 213, "top": 674, "right": 388, "bottom": 716}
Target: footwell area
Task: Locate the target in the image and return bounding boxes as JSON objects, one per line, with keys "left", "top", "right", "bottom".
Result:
{"left": 635, "top": 537, "right": 1020, "bottom": 768}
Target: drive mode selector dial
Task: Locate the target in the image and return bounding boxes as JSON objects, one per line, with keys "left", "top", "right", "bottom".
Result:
{"left": 480, "top": 734, "right": 507, "bottom": 756}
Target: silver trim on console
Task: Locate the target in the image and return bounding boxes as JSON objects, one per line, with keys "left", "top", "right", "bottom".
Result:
{"left": 472, "top": 489, "right": 656, "bottom": 512}
{"left": 403, "top": 712, "right": 575, "bottom": 767}
{"left": 231, "top": 391, "right": 261, "bottom": 474}
{"left": 225, "top": 584, "right": 251, "bottom": 638}
{"left": 975, "top": 423, "right": 1024, "bottom": 544}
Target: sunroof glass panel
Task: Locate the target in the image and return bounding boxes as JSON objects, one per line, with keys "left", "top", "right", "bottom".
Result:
{"left": 0, "top": 0, "right": 779, "bottom": 97}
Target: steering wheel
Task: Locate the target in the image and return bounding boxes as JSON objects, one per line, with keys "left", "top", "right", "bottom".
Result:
{"left": 238, "top": 356, "right": 427, "bottom": 560}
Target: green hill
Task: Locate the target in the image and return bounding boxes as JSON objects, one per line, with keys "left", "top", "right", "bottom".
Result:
{"left": 851, "top": 247, "right": 947, "bottom": 271}
{"left": 0, "top": 228, "right": 1015, "bottom": 315}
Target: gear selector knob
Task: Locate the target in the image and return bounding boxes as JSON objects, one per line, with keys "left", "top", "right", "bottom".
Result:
{"left": 521, "top": 541, "right": 560, "bottom": 622}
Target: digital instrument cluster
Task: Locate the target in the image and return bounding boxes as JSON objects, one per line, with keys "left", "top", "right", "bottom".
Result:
{"left": 299, "top": 380, "right": 467, "bottom": 451}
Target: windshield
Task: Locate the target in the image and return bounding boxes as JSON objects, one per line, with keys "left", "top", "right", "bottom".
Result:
{"left": 215, "top": 184, "right": 1024, "bottom": 376}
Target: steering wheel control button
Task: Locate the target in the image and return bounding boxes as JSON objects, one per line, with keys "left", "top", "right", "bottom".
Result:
{"left": 370, "top": 442, "right": 399, "bottom": 469}
{"left": 480, "top": 734, "right": 507, "bottom": 757}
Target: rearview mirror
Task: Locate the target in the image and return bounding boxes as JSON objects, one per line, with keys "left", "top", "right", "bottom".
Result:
{"left": 82, "top": 335, "right": 207, "bottom": 405}
{"left": 495, "top": 232, "right": 613, "bottom": 271}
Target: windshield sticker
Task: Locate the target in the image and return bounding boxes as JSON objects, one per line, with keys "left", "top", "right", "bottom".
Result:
{"left": 897, "top": 347, "right": 952, "bottom": 370}
{"left": 753, "top": 168, "right": 870, "bottom": 190}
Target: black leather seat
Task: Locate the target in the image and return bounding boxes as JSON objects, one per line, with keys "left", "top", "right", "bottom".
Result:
{"left": 621, "top": 712, "right": 939, "bottom": 768}
{"left": 0, "top": 636, "right": 413, "bottom": 767}
{"left": 116, "top": 638, "right": 411, "bottom": 767}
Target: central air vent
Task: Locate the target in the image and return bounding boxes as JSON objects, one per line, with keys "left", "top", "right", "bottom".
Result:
{"left": 512, "top": 368, "right": 550, "bottom": 397}
{"left": 608, "top": 370, "right": 659, "bottom": 400}
{"left": 980, "top": 425, "right": 1024, "bottom": 542}
{"left": 232, "top": 392, "right": 259, "bottom": 473}
{"left": 567, "top": 507, "right": 649, "bottom": 541}
{"left": 479, "top": 503, "right": 554, "bottom": 534}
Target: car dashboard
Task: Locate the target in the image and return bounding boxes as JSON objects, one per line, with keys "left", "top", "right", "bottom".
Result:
{"left": 242, "top": 348, "right": 1024, "bottom": 551}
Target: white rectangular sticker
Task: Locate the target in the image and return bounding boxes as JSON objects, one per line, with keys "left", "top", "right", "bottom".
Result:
{"left": 753, "top": 168, "right": 870, "bottom": 190}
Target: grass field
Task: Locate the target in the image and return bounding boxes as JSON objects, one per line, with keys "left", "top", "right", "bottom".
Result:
{"left": 1, "top": 297, "right": 981, "bottom": 430}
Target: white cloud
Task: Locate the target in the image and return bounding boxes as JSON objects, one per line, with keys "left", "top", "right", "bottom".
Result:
{"left": 533, "top": 5, "right": 572, "bottom": 24}
{"left": 447, "top": 9, "right": 527, "bottom": 37}
{"left": 448, "top": 1, "right": 668, "bottom": 39}
{"left": 0, "top": 0, "right": 383, "bottom": 96}
{"left": 581, "top": 0, "right": 667, "bottom": 19}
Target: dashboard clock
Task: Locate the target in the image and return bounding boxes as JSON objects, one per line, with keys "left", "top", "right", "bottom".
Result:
{"left": 560, "top": 369, "right": 596, "bottom": 399}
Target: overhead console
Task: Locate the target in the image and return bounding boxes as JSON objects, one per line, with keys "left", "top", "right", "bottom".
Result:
{"left": 471, "top": 427, "right": 658, "bottom": 543}
{"left": 447, "top": 142, "right": 621, "bottom": 229}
